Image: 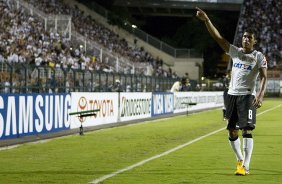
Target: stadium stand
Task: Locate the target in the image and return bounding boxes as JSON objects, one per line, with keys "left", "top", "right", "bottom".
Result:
{"left": 234, "top": 0, "right": 282, "bottom": 69}
{"left": 22, "top": 0, "right": 172, "bottom": 78}
{"left": 0, "top": 0, "right": 178, "bottom": 93}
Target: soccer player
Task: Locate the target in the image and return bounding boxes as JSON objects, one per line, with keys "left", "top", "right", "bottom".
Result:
{"left": 222, "top": 72, "right": 230, "bottom": 120}
{"left": 196, "top": 7, "right": 267, "bottom": 175}
{"left": 222, "top": 60, "right": 232, "bottom": 120}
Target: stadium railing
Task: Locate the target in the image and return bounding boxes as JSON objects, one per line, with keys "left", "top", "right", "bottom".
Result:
{"left": 0, "top": 61, "right": 177, "bottom": 94}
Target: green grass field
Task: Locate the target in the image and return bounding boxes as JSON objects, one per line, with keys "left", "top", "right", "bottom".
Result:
{"left": 1, "top": 99, "right": 282, "bottom": 184}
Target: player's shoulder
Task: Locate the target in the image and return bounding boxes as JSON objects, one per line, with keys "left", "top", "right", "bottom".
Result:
{"left": 228, "top": 44, "right": 241, "bottom": 55}
{"left": 230, "top": 44, "right": 240, "bottom": 50}
{"left": 253, "top": 49, "right": 263, "bottom": 55}
{"left": 253, "top": 50, "right": 265, "bottom": 60}
{"left": 253, "top": 50, "right": 267, "bottom": 67}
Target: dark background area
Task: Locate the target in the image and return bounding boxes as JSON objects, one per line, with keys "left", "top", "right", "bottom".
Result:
{"left": 78, "top": 0, "right": 240, "bottom": 78}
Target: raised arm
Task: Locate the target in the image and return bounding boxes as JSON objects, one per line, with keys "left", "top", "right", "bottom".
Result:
{"left": 196, "top": 7, "right": 230, "bottom": 52}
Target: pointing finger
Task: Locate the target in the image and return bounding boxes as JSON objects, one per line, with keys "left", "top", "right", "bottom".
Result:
{"left": 195, "top": 7, "right": 203, "bottom": 12}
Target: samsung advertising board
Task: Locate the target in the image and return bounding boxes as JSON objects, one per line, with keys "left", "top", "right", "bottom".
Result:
{"left": 70, "top": 92, "right": 119, "bottom": 128}
{"left": 0, "top": 93, "right": 71, "bottom": 140}
{"left": 119, "top": 92, "right": 152, "bottom": 121}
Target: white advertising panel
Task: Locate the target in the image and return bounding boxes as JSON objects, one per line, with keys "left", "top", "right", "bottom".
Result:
{"left": 173, "top": 92, "right": 224, "bottom": 113}
{"left": 119, "top": 92, "right": 152, "bottom": 121}
{"left": 70, "top": 92, "right": 119, "bottom": 128}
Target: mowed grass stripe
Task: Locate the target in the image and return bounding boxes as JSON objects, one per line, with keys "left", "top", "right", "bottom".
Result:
{"left": 0, "top": 99, "right": 281, "bottom": 184}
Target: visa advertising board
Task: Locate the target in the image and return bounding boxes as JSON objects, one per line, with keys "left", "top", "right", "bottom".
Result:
{"left": 151, "top": 92, "right": 174, "bottom": 116}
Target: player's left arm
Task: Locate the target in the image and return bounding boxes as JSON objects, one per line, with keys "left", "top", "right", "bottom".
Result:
{"left": 254, "top": 67, "right": 267, "bottom": 108}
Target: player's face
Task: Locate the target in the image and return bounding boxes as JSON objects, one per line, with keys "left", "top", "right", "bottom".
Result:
{"left": 242, "top": 32, "right": 256, "bottom": 51}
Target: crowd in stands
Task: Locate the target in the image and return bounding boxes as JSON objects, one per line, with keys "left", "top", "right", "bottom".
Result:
{"left": 0, "top": 0, "right": 177, "bottom": 93}
{"left": 0, "top": 0, "right": 107, "bottom": 92}
{"left": 0, "top": 0, "right": 112, "bottom": 69}
{"left": 235, "top": 0, "right": 282, "bottom": 69}
{"left": 23, "top": 0, "right": 174, "bottom": 78}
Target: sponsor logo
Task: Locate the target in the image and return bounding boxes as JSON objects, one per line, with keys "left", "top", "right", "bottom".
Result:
{"left": 152, "top": 93, "right": 174, "bottom": 116}
{"left": 76, "top": 96, "right": 114, "bottom": 122}
{"left": 0, "top": 94, "right": 71, "bottom": 139}
{"left": 233, "top": 62, "right": 253, "bottom": 70}
{"left": 120, "top": 97, "right": 151, "bottom": 117}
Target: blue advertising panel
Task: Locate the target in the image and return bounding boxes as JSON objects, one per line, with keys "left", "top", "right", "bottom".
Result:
{"left": 151, "top": 92, "right": 174, "bottom": 116}
{"left": 0, "top": 93, "right": 71, "bottom": 140}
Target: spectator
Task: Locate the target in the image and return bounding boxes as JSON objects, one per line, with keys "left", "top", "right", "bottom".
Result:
{"left": 170, "top": 77, "right": 189, "bottom": 92}
{"left": 112, "top": 79, "right": 123, "bottom": 92}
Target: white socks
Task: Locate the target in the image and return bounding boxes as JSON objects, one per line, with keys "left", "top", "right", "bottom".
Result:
{"left": 243, "top": 138, "right": 254, "bottom": 171}
{"left": 229, "top": 137, "right": 254, "bottom": 171}
{"left": 229, "top": 137, "right": 244, "bottom": 161}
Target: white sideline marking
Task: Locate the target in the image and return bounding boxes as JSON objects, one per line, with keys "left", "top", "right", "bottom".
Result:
{"left": 89, "top": 104, "right": 282, "bottom": 184}
{"left": 0, "top": 144, "right": 20, "bottom": 151}
{"left": 89, "top": 128, "right": 225, "bottom": 184}
{"left": 256, "top": 103, "right": 282, "bottom": 115}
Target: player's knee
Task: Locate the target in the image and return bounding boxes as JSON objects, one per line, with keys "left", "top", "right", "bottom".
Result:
{"left": 242, "top": 129, "right": 253, "bottom": 138}
{"left": 228, "top": 129, "right": 239, "bottom": 140}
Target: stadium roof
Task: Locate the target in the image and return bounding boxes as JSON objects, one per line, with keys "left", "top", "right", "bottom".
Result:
{"left": 112, "top": 0, "right": 243, "bottom": 17}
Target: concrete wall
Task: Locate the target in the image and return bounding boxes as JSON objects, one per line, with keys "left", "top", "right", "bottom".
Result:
{"left": 172, "top": 58, "right": 203, "bottom": 80}
{"left": 64, "top": 0, "right": 202, "bottom": 80}
{"left": 65, "top": 0, "right": 175, "bottom": 64}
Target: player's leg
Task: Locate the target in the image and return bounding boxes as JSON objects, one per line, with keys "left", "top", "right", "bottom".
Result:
{"left": 225, "top": 95, "right": 244, "bottom": 171}
{"left": 228, "top": 129, "right": 244, "bottom": 169}
{"left": 222, "top": 107, "right": 226, "bottom": 120}
{"left": 236, "top": 95, "right": 256, "bottom": 175}
{"left": 242, "top": 129, "right": 253, "bottom": 174}
{"left": 222, "top": 88, "right": 228, "bottom": 120}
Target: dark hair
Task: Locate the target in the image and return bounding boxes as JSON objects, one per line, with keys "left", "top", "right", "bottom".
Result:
{"left": 181, "top": 77, "right": 187, "bottom": 84}
{"left": 244, "top": 28, "right": 256, "bottom": 38}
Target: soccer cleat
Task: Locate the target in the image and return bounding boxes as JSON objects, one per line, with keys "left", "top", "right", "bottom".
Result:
{"left": 236, "top": 160, "right": 243, "bottom": 170}
{"left": 235, "top": 166, "right": 246, "bottom": 175}
{"left": 235, "top": 165, "right": 250, "bottom": 176}
{"left": 234, "top": 160, "right": 245, "bottom": 175}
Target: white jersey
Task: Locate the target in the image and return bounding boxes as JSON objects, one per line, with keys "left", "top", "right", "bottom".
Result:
{"left": 170, "top": 81, "right": 182, "bottom": 92}
{"left": 227, "top": 44, "right": 267, "bottom": 95}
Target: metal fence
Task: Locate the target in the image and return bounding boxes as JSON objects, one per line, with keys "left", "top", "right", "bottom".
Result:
{"left": 1, "top": 61, "right": 280, "bottom": 95}
{"left": 16, "top": 0, "right": 72, "bottom": 40}
{"left": 0, "top": 62, "right": 177, "bottom": 94}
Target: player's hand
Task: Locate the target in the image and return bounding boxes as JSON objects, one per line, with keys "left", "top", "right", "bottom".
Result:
{"left": 196, "top": 7, "right": 209, "bottom": 22}
{"left": 252, "top": 98, "right": 262, "bottom": 109}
